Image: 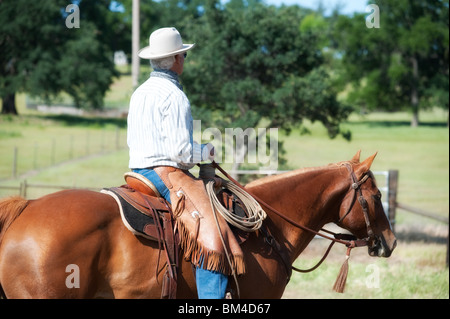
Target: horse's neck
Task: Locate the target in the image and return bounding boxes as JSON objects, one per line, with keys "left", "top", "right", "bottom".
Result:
{"left": 247, "top": 166, "right": 345, "bottom": 262}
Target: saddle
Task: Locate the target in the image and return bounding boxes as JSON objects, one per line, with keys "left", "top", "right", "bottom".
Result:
{"left": 102, "top": 170, "right": 249, "bottom": 299}
{"left": 101, "top": 172, "right": 178, "bottom": 299}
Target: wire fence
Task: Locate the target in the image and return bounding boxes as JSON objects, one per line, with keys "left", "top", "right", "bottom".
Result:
{"left": 1, "top": 127, "right": 125, "bottom": 180}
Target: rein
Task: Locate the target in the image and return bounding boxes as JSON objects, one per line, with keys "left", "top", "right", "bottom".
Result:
{"left": 211, "top": 161, "right": 373, "bottom": 292}
{"left": 212, "top": 161, "right": 370, "bottom": 247}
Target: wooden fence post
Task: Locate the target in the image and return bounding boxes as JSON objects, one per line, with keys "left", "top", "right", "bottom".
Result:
{"left": 446, "top": 234, "right": 449, "bottom": 268}
{"left": 12, "top": 147, "right": 18, "bottom": 178}
{"left": 115, "top": 126, "right": 120, "bottom": 150}
{"left": 388, "top": 170, "right": 399, "bottom": 232}
{"left": 19, "top": 180, "right": 27, "bottom": 198}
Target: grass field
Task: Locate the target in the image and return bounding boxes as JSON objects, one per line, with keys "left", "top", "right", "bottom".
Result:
{"left": 284, "top": 239, "right": 448, "bottom": 299}
{"left": 0, "top": 94, "right": 448, "bottom": 298}
{"left": 0, "top": 114, "right": 126, "bottom": 181}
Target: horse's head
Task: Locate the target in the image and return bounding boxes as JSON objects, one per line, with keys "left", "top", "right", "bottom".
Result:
{"left": 336, "top": 151, "right": 397, "bottom": 257}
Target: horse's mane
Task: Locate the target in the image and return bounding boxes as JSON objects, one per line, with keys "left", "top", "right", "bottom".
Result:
{"left": 245, "top": 160, "right": 357, "bottom": 189}
{"left": 0, "top": 196, "right": 29, "bottom": 243}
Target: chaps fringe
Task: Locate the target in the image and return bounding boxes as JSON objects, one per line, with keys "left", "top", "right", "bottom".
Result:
{"left": 176, "top": 219, "right": 246, "bottom": 276}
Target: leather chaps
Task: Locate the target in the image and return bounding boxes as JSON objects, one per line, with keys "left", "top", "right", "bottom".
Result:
{"left": 153, "top": 166, "right": 245, "bottom": 276}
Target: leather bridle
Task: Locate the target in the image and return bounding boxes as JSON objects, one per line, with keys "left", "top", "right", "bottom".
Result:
{"left": 337, "top": 163, "right": 375, "bottom": 240}
{"left": 212, "top": 161, "right": 377, "bottom": 280}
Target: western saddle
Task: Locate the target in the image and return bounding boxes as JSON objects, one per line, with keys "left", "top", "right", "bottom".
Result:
{"left": 101, "top": 172, "right": 178, "bottom": 299}
{"left": 102, "top": 171, "right": 250, "bottom": 299}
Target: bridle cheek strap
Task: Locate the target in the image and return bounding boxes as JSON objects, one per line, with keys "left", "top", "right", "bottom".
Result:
{"left": 339, "top": 164, "right": 375, "bottom": 240}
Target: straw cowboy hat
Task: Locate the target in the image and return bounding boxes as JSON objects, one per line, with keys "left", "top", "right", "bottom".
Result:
{"left": 138, "top": 27, "right": 195, "bottom": 59}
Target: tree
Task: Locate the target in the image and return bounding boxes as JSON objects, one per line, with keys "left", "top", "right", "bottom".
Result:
{"left": 183, "top": 0, "right": 352, "bottom": 172}
{"left": 0, "top": 0, "right": 123, "bottom": 114}
{"left": 332, "top": 0, "right": 449, "bottom": 126}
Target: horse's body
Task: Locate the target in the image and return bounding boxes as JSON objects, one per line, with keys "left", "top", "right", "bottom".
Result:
{"left": 0, "top": 152, "right": 396, "bottom": 298}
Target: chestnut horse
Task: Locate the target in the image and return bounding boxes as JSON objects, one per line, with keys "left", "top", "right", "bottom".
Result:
{"left": 0, "top": 152, "right": 396, "bottom": 298}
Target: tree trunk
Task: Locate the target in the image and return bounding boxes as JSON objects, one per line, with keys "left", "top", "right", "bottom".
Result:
{"left": 410, "top": 56, "right": 419, "bottom": 127}
{"left": 1, "top": 93, "right": 18, "bottom": 115}
{"left": 411, "top": 111, "right": 419, "bottom": 128}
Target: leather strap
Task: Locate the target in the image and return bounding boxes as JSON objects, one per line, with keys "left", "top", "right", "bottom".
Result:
{"left": 134, "top": 190, "right": 179, "bottom": 299}
{"left": 211, "top": 161, "right": 371, "bottom": 281}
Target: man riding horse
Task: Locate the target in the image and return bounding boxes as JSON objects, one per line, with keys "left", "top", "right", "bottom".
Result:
{"left": 127, "top": 27, "right": 243, "bottom": 299}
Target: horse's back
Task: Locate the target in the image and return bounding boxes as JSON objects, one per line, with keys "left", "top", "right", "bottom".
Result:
{"left": 0, "top": 190, "right": 121, "bottom": 298}
{"left": 0, "top": 189, "right": 200, "bottom": 298}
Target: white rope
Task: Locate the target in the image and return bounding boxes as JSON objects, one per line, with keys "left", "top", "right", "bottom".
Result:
{"left": 201, "top": 164, "right": 266, "bottom": 232}
{"left": 200, "top": 164, "right": 266, "bottom": 298}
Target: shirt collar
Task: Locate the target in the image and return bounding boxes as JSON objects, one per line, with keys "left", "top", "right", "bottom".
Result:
{"left": 150, "top": 68, "right": 183, "bottom": 91}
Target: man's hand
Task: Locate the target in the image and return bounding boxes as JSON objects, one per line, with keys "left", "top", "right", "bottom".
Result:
{"left": 202, "top": 143, "right": 215, "bottom": 161}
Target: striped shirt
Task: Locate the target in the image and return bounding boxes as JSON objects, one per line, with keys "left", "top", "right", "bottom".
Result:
{"left": 127, "top": 71, "right": 204, "bottom": 170}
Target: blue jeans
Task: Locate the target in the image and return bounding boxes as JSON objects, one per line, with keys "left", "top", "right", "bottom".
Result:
{"left": 132, "top": 168, "right": 171, "bottom": 203}
{"left": 132, "top": 168, "right": 229, "bottom": 299}
{"left": 195, "top": 266, "right": 228, "bottom": 299}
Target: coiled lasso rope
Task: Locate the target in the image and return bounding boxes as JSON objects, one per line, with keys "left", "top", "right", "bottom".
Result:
{"left": 200, "top": 164, "right": 267, "bottom": 232}
{"left": 200, "top": 163, "right": 267, "bottom": 298}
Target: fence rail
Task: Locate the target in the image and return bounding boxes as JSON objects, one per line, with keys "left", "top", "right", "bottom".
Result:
{"left": 1, "top": 127, "right": 125, "bottom": 180}
{"left": 396, "top": 202, "right": 449, "bottom": 224}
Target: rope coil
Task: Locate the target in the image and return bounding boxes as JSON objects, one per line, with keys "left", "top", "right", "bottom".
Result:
{"left": 200, "top": 163, "right": 267, "bottom": 298}
{"left": 200, "top": 164, "right": 267, "bottom": 232}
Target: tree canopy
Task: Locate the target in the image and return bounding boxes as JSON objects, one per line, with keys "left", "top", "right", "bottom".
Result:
{"left": 181, "top": 0, "right": 352, "bottom": 169}
{"left": 331, "top": 0, "right": 449, "bottom": 126}
{"left": 1, "top": 0, "right": 447, "bottom": 129}
{"left": 0, "top": 0, "right": 126, "bottom": 114}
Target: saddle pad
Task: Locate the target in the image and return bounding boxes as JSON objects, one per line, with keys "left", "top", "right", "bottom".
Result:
{"left": 101, "top": 187, "right": 170, "bottom": 241}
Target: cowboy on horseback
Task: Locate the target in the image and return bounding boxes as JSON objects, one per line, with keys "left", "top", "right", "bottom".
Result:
{"left": 127, "top": 27, "right": 244, "bottom": 299}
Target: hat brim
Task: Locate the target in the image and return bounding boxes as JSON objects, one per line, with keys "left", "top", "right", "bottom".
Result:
{"left": 138, "top": 43, "right": 195, "bottom": 59}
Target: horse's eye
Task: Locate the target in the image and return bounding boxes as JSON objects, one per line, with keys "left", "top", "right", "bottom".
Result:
{"left": 372, "top": 192, "right": 382, "bottom": 201}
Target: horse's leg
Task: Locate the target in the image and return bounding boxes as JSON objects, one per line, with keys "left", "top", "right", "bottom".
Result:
{"left": 176, "top": 258, "right": 198, "bottom": 298}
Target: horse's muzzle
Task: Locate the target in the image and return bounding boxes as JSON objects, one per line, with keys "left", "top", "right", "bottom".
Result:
{"left": 368, "top": 235, "right": 397, "bottom": 257}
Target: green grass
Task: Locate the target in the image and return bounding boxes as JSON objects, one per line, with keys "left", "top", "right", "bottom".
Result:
{"left": 2, "top": 109, "right": 447, "bottom": 220}
{"left": 22, "top": 64, "right": 148, "bottom": 110}
{"left": 284, "top": 240, "right": 448, "bottom": 299}
{"left": 0, "top": 114, "right": 127, "bottom": 180}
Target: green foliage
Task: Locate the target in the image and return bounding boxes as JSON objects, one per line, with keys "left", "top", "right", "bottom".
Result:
{"left": 183, "top": 0, "right": 352, "bottom": 141}
{"left": 2, "top": 0, "right": 447, "bottom": 129}
{"left": 332, "top": 0, "right": 449, "bottom": 125}
{"left": 56, "top": 23, "right": 117, "bottom": 108}
{"left": 0, "top": 0, "right": 121, "bottom": 114}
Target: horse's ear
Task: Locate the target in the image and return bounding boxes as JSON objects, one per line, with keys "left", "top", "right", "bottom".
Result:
{"left": 356, "top": 152, "right": 377, "bottom": 175}
{"left": 351, "top": 150, "right": 361, "bottom": 163}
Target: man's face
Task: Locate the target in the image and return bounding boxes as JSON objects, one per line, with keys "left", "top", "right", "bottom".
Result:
{"left": 172, "top": 53, "right": 185, "bottom": 75}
